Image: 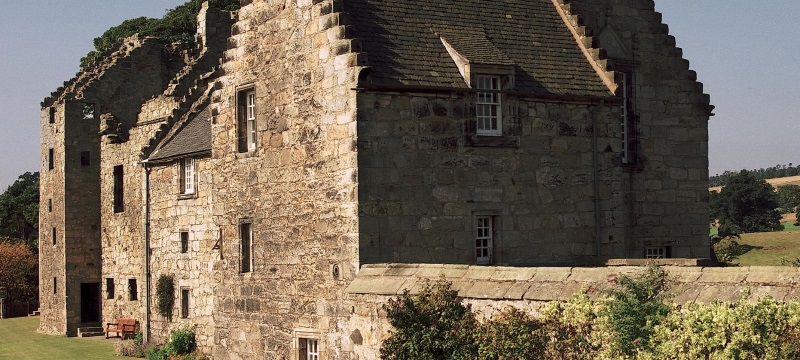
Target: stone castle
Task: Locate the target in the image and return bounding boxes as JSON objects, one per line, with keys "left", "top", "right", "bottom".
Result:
{"left": 39, "top": 0, "right": 716, "bottom": 358}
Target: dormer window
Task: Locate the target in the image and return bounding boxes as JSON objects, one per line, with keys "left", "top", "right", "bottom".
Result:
{"left": 475, "top": 75, "right": 502, "bottom": 136}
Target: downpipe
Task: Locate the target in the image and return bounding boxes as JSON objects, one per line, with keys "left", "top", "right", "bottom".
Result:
{"left": 591, "top": 100, "right": 605, "bottom": 263}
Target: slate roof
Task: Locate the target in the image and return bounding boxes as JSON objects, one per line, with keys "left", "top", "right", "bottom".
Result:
{"left": 345, "top": 0, "right": 611, "bottom": 97}
{"left": 148, "top": 106, "right": 212, "bottom": 162}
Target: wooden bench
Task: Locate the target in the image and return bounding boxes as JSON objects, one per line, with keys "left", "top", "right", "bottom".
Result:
{"left": 105, "top": 318, "right": 139, "bottom": 339}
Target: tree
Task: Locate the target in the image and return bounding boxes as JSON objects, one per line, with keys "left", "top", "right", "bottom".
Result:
{"left": 0, "top": 241, "right": 38, "bottom": 303}
{"left": 776, "top": 184, "right": 800, "bottom": 214}
{"left": 380, "top": 281, "right": 478, "bottom": 359}
{"left": 711, "top": 170, "right": 782, "bottom": 233}
{"left": 0, "top": 172, "right": 39, "bottom": 252}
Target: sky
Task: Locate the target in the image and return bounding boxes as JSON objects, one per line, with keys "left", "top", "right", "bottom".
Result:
{"left": 0, "top": 1, "right": 798, "bottom": 190}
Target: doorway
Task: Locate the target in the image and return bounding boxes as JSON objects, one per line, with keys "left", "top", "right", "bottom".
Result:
{"left": 80, "top": 282, "right": 100, "bottom": 323}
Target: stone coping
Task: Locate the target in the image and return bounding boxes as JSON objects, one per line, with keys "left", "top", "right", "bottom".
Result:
{"left": 346, "top": 263, "right": 800, "bottom": 304}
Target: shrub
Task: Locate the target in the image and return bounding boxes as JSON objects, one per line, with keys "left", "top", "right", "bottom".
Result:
{"left": 477, "top": 308, "right": 548, "bottom": 359}
{"left": 380, "top": 281, "right": 478, "bottom": 359}
{"left": 169, "top": 327, "right": 197, "bottom": 355}
{"left": 156, "top": 274, "right": 175, "bottom": 318}
{"left": 0, "top": 241, "right": 38, "bottom": 302}
{"left": 116, "top": 339, "right": 147, "bottom": 358}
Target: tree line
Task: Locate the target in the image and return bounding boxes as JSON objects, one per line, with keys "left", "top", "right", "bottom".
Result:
{"left": 0, "top": 172, "right": 39, "bottom": 304}
{"left": 710, "top": 163, "right": 800, "bottom": 187}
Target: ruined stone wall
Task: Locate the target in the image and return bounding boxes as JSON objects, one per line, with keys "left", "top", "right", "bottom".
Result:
{"left": 208, "top": 0, "right": 363, "bottom": 358}
{"left": 357, "top": 93, "right": 628, "bottom": 266}
{"left": 147, "top": 157, "right": 216, "bottom": 351}
{"left": 565, "top": 0, "right": 711, "bottom": 258}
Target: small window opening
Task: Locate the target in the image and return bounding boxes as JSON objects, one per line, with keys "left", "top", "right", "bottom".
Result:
{"left": 52, "top": 227, "right": 56, "bottom": 246}
{"left": 82, "top": 103, "right": 95, "bottom": 120}
{"left": 53, "top": 277, "right": 57, "bottom": 295}
{"left": 180, "top": 231, "right": 189, "bottom": 253}
{"left": 240, "top": 223, "right": 253, "bottom": 273}
{"left": 49, "top": 107, "right": 56, "bottom": 124}
{"left": 106, "top": 278, "right": 115, "bottom": 300}
{"left": 128, "top": 278, "right": 138, "bottom": 301}
{"left": 48, "top": 199, "right": 52, "bottom": 212}
{"left": 48, "top": 148, "right": 54, "bottom": 170}
{"left": 180, "top": 288, "right": 190, "bottom": 319}
{"left": 113, "top": 165, "right": 124, "bottom": 213}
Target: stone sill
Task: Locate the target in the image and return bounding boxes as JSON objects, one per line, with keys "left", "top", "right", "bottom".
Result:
{"left": 178, "top": 193, "right": 197, "bottom": 200}
{"left": 605, "top": 258, "right": 716, "bottom": 267}
{"left": 465, "top": 134, "right": 519, "bottom": 148}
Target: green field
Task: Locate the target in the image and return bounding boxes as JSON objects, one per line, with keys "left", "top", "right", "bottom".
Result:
{"left": 732, "top": 229, "right": 800, "bottom": 266}
{"left": 0, "top": 316, "right": 134, "bottom": 360}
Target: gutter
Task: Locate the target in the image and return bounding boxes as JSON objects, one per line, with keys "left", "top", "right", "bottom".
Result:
{"left": 141, "top": 160, "right": 152, "bottom": 342}
{"left": 590, "top": 100, "right": 605, "bottom": 263}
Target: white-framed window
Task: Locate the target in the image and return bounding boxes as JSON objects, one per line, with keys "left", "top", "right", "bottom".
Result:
{"left": 475, "top": 75, "right": 502, "bottom": 136}
{"left": 299, "top": 338, "right": 319, "bottom": 360}
{"left": 238, "top": 88, "right": 257, "bottom": 152}
{"left": 180, "top": 158, "right": 195, "bottom": 195}
{"left": 240, "top": 223, "right": 253, "bottom": 273}
{"left": 475, "top": 216, "right": 494, "bottom": 265}
{"left": 645, "top": 246, "right": 667, "bottom": 259}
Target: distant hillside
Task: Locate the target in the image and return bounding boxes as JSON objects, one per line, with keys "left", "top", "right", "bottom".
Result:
{"left": 710, "top": 163, "right": 800, "bottom": 187}
{"left": 709, "top": 175, "right": 800, "bottom": 193}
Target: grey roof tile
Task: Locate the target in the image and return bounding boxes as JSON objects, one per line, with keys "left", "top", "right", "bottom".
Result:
{"left": 148, "top": 106, "right": 212, "bottom": 162}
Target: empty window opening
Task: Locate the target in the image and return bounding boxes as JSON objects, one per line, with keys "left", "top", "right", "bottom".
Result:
{"left": 53, "top": 277, "right": 57, "bottom": 295}
{"left": 475, "top": 76, "right": 502, "bottom": 136}
{"left": 475, "top": 216, "right": 494, "bottom": 265}
{"left": 240, "top": 223, "right": 253, "bottom": 273}
{"left": 49, "top": 107, "right": 56, "bottom": 124}
{"left": 82, "top": 103, "right": 95, "bottom": 120}
{"left": 237, "top": 89, "right": 257, "bottom": 152}
{"left": 52, "top": 227, "right": 56, "bottom": 246}
{"left": 299, "top": 338, "right": 320, "bottom": 360}
{"left": 48, "top": 148, "right": 54, "bottom": 170}
{"left": 180, "top": 288, "right": 190, "bottom": 319}
{"left": 180, "top": 158, "right": 195, "bottom": 195}
{"left": 80, "top": 151, "right": 90, "bottom": 167}
{"left": 180, "top": 231, "right": 189, "bottom": 253}
{"left": 106, "top": 278, "right": 115, "bottom": 300}
{"left": 48, "top": 199, "right": 52, "bottom": 212}
{"left": 128, "top": 278, "right": 138, "bottom": 301}
{"left": 113, "top": 165, "right": 124, "bottom": 213}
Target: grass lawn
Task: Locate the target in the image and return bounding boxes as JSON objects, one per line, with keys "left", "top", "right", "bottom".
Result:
{"left": 732, "top": 229, "right": 800, "bottom": 266}
{"left": 0, "top": 316, "right": 135, "bottom": 360}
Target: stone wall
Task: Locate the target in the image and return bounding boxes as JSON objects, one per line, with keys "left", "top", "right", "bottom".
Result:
{"left": 147, "top": 156, "right": 217, "bottom": 351}
{"left": 357, "top": 93, "right": 630, "bottom": 266}
{"left": 343, "top": 263, "right": 800, "bottom": 358}
{"left": 564, "top": 0, "right": 712, "bottom": 258}
{"left": 208, "top": 0, "right": 363, "bottom": 358}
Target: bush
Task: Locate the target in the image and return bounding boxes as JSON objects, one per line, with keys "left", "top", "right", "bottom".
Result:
{"left": 156, "top": 275, "right": 175, "bottom": 318}
{"left": 169, "top": 327, "right": 197, "bottom": 355}
{"left": 380, "top": 281, "right": 478, "bottom": 359}
{"left": 0, "top": 241, "right": 38, "bottom": 302}
{"left": 116, "top": 339, "right": 147, "bottom": 358}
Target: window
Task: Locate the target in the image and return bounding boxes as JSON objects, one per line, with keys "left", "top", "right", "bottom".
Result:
{"left": 475, "top": 75, "right": 502, "bottom": 136}
{"left": 180, "top": 231, "right": 189, "bottom": 253}
{"left": 48, "top": 148, "right": 54, "bottom": 170}
{"left": 53, "top": 277, "right": 57, "bottom": 295}
{"left": 106, "top": 278, "right": 115, "bottom": 300}
{"left": 128, "top": 279, "right": 138, "bottom": 301}
{"left": 475, "top": 216, "right": 494, "bottom": 265}
{"left": 48, "top": 199, "right": 52, "bottom": 212}
{"left": 180, "top": 288, "right": 190, "bottom": 319}
{"left": 240, "top": 223, "right": 253, "bottom": 273}
{"left": 619, "top": 70, "right": 637, "bottom": 164}
{"left": 113, "top": 165, "right": 124, "bottom": 213}
{"left": 645, "top": 246, "right": 671, "bottom": 259}
{"left": 80, "top": 151, "right": 91, "bottom": 167}
{"left": 299, "top": 338, "right": 320, "bottom": 360}
{"left": 238, "top": 89, "right": 257, "bottom": 152}
{"left": 179, "top": 158, "right": 195, "bottom": 195}
{"left": 82, "top": 103, "right": 95, "bottom": 120}
{"left": 49, "top": 107, "right": 56, "bottom": 124}
{"left": 52, "top": 227, "right": 56, "bottom": 246}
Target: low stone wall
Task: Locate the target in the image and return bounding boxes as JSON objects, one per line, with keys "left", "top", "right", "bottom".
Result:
{"left": 347, "top": 263, "right": 800, "bottom": 304}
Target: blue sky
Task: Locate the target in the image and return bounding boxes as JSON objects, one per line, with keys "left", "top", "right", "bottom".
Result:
{"left": 0, "top": 1, "right": 798, "bottom": 190}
